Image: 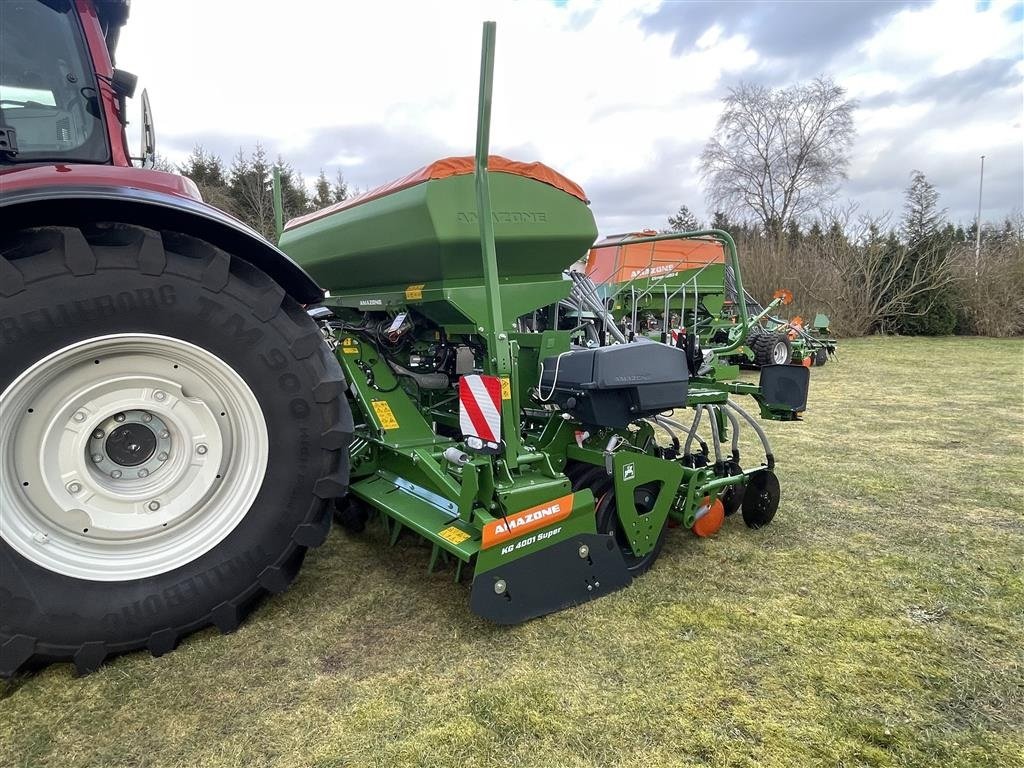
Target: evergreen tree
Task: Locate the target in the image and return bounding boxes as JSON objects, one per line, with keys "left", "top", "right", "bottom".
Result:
{"left": 785, "top": 219, "right": 803, "bottom": 250}
{"left": 179, "top": 146, "right": 233, "bottom": 212}
{"left": 666, "top": 205, "right": 701, "bottom": 232}
{"left": 312, "top": 169, "right": 333, "bottom": 210}
{"left": 228, "top": 144, "right": 275, "bottom": 239}
{"left": 896, "top": 171, "right": 956, "bottom": 335}
{"left": 710, "top": 210, "right": 732, "bottom": 232}
{"left": 332, "top": 169, "right": 349, "bottom": 203}
{"left": 273, "top": 157, "right": 311, "bottom": 224}
{"left": 902, "top": 171, "right": 944, "bottom": 245}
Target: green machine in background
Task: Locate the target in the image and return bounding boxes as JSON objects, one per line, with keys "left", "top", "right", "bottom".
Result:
{"left": 564, "top": 233, "right": 836, "bottom": 370}
{"left": 276, "top": 23, "right": 810, "bottom": 623}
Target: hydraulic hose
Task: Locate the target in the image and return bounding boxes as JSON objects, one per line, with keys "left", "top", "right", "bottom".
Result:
{"left": 725, "top": 399, "right": 774, "bottom": 469}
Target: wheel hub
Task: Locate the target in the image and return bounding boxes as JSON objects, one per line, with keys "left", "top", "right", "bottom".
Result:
{"left": 0, "top": 333, "right": 269, "bottom": 581}
{"left": 773, "top": 341, "right": 789, "bottom": 364}
{"left": 90, "top": 410, "right": 170, "bottom": 476}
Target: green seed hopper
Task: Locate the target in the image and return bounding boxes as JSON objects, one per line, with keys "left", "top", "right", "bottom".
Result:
{"left": 281, "top": 159, "right": 597, "bottom": 331}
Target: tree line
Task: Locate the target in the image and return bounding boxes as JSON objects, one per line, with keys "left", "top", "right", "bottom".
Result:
{"left": 665, "top": 78, "right": 1022, "bottom": 337}
{"left": 171, "top": 76, "right": 1022, "bottom": 338}
{"left": 175, "top": 145, "right": 351, "bottom": 242}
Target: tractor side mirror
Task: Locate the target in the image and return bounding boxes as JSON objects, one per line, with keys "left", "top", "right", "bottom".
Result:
{"left": 140, "top": 88, "right": 156, "bottom": 169}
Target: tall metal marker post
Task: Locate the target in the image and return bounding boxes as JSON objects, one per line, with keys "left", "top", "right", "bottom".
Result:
{"left": 974, "top": 154, "right": 985, "bottom": 279}
{"left": 473, "top": 21, "right": 523, "bottom": 467}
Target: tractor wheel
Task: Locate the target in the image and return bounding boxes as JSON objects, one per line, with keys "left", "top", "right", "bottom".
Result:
{"left": 752, "top": 332, "right": 793, "bottom": 366}
{"left": 0, "top": 224, "right": 352, "bottom": 677}
{"left": 813, "top": 347, "right": 828, "bottom": 367}
{"left": 741, "top": 469, "right": 780, "bottom": 529}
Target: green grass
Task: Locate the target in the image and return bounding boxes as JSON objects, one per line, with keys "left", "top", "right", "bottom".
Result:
{"left": 2, "top": 337, "right": 1022, "bottom": 768}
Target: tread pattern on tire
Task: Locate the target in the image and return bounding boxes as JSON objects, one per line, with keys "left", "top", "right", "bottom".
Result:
{"left": 0, "top": 224, "right": 352, "bottom": 678}
{"left": 751, "top": 331, "right": 792, "bottom": 367}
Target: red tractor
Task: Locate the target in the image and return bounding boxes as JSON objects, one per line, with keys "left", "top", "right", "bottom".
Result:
{"left": 0, "top": 1, "right": 352, "bottom": 677}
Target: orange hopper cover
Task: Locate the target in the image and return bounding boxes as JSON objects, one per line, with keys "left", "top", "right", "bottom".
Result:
{"left": 585, "top": 232, "right": 725, "bottom": 286}
{"left": 286, "top": 155, "right": 589, "bottom": 230}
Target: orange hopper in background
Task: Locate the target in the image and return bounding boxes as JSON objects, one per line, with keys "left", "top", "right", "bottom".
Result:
{"left": 585, "top": 230, "right": 726, "bottom": 286}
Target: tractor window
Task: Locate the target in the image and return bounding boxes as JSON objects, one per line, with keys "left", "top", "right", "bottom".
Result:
{"left": 0, "top": 0, "right": 109, "bottom": 163}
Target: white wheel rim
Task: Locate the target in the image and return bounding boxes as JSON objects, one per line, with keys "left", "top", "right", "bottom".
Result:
{"left": 772, "top": 342, "right": 789, "bottom": 364}
{"left": 1, "top": 334, "right": 269, "bottom": 581}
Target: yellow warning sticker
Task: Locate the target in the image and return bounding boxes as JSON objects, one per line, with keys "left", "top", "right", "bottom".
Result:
{"left": 405, "top": 283, "right": 425, "bottom": 301}
{"left": 341, "top": 337, "right": 359, "bottom": 355}
{"left": 439, "top": 526, "right": 471, "bottom": 545}
{"left": 371, "top": 400, "right": 399, "bottom": 430}
{"left": 500, "top": 377, "right": 512, "bottom": 400}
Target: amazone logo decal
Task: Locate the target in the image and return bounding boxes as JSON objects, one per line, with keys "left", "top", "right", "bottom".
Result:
{"left": 481, "top": 493, "right": 574, "bottom": 549}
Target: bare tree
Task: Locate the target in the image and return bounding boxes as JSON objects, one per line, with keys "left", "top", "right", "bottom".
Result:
{"left": 806, "top": 213, "right": 958, "bottom": 335}
{"left": 700, "top": 78, "right": 857, "bottom": 242}
{"left": 956, "top": 217, "right": 1024, "bottom": 336}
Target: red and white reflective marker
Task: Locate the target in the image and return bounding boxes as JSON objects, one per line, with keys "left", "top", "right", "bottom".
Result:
{"left": 459, "top": 374, "right": 503, "bottom": 453}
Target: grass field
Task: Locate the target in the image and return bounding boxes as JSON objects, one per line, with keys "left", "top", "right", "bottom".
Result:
{"left": 2, "top": 337, "right": 1022, "bottom": 768}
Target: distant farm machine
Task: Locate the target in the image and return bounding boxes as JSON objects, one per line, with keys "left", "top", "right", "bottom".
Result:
{"left": 573, "top": 233, "right": 837, "bottom": 368}
{"left": 1, "top": 8, "right": 810, "bottom": 678}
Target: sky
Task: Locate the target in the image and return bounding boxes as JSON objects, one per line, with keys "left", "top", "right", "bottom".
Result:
{"left": 117, "top": 0, "right": 1024, "bottom": 234}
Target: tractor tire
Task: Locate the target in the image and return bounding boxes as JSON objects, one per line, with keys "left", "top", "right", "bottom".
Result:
{"left": 813, "top": 347, "right": 828, "bottom": 367}
{"left": 752, "top": 332, "right": 793, "bottom": 367}
{"left": 0, "top": 224, "right": 352, "bottom": 678}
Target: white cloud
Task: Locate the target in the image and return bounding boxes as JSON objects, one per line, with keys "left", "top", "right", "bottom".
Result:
{"left": 118, "top": 0, "right": 1024, "bottom": 232}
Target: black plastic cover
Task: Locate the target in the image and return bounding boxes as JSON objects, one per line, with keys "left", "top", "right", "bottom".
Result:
{"left": 540, "top": 340, "right": 689, "bottom": 427}
{"left": 470, "top": 533, "right": 632, "bottom": 624}
{"left": 758, "top": 364, "right": 810, "bottom": 412}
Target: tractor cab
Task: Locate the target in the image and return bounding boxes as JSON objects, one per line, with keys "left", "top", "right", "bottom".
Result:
{"left": 0, "top": 0, "right": 152, "bottom": 169}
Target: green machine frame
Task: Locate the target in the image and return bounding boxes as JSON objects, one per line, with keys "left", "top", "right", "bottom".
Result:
{"left": 274, "top": 23, "right": 807, "bottom": 624}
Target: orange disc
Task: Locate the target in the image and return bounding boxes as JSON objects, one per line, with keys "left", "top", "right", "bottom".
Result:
{"left": 692, "top": 498, "right": 725, "bottom": 537}
{"left": 801, "top": 356, "right": 812, "bottom": 368}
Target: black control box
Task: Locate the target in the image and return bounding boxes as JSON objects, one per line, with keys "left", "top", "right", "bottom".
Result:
{"left": 539, "top": 341, "right": 689, "bottom": 427}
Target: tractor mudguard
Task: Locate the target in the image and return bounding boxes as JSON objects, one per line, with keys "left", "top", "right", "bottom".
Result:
{"left": 469, "top": 533, "right": 631, "bottom": 624}
{"left": 0, "top": 183, "right": 323, "bottom": 304}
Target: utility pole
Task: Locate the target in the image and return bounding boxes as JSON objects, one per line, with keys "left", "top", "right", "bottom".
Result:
{"left": 974, "top": 154, "right": 985, "bottom": 279}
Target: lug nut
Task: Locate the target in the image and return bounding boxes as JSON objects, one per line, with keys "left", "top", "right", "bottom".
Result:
{"left": 138, "top": 469, "right": 149, "bottom": 478}
{"left": 578, "top": 544, "right": 590, "bottom": 559}
{"left": 110, "top": 470, "right": 122, "bottom": 480}
{"left": 154, "top": 391, "right": 167, "bottom": 402}
{"left": 494, "top": 579, "right": 507, "bottom": 595}
{"left": 33, "top": 531, "right": 49, "bottom": 544}
{"left": 93, "top": 430, "right": 105, "bottom": 440}
{"left": 142, "top": 413, "right": 153, "bottom": 423}
{"left": 73, "top": 411, "right": 87, "bottom": 423}
{"left": 157, "top": 452, "right": 168, "bottom": 462}
{"left": 66, "top": 482, "right": 82, "bottom": 494}
{"left": 159, "top": 430, "right": 170, "bottom": 439}
{"left": 148, "top": 501, "right": 160, "bottom": 512}
{"left": 114, "top": 413, "right": 126, "bottom": 422}
{"left": 196, "top": 445, "right": 208, "bottom": 456}
{"left": 92, "top": 453, "right": 104, "bottom": 463}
